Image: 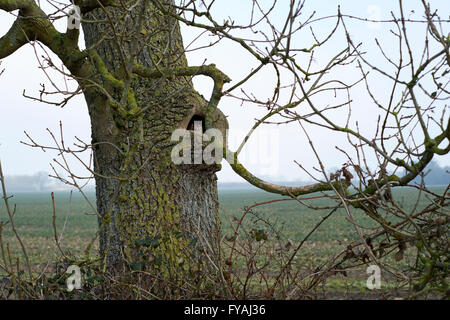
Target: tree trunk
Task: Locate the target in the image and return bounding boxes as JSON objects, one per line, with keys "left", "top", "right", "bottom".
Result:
{"left": 80, "top": 1, "right": 225, "bottom": 275}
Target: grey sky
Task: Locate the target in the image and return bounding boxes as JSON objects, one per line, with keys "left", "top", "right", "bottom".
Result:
{"left": 0, "top": 0, "right": 448, "bottom": 184}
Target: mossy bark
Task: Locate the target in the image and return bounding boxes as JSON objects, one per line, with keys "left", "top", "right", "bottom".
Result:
{"left": 81, "top": 1, "right": 223, "bottom": 273}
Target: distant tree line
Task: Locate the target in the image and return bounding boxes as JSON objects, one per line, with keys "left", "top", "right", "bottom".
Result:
{"left": 219, "top": 161, "right": 449, "bottom": 190}
{"left": 407, "top": 160, "right": 449, "bottom": 186}
{"left": 4, "top": 172, "right": 74, "bottom": 192}
{"left": 2, "top": 160, "right": 448, "bottom": 193}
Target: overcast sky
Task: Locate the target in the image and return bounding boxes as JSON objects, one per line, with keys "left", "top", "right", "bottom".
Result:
{"left": 0, "top": 0, "right": 448, "bottom": 184}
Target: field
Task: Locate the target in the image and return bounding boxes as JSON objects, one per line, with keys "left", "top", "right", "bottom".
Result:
{"left": 0, "top": 186, "right": 447, "bottom": 298}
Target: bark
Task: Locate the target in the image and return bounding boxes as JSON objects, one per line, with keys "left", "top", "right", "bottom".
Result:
{"left": 81, "top": 1, "right": 226, "bottom": 273}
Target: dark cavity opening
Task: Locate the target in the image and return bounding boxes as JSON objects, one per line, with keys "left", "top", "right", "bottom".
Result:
{"left": 187, "top": 114, "right": 206, "bottom": 133}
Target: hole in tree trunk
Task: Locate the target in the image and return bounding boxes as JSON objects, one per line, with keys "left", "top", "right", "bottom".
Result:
{"left": 187, "top": 114, "right": 206, "bottom": 133}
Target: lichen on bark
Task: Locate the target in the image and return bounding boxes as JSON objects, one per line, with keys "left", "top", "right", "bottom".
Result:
{"left": 80, "top": 1, "right": 225, "bottom": 275}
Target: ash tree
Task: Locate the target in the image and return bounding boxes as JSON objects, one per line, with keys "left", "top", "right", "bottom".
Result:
{"left": 0, "top": 0, "right": 448, "bottom": 296}
{"left": 1, "top": 0, "right": 233, "bottom": 276}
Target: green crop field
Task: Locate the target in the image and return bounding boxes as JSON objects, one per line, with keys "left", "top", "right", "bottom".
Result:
{"left": 0, "top": 186, "right": 447, "bottom": 296}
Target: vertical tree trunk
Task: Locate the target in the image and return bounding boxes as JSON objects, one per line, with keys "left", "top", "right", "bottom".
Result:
{"left": 81, "top": 1, "right": 225, "bottom": 275}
